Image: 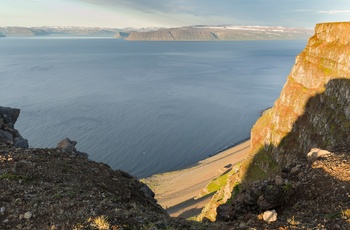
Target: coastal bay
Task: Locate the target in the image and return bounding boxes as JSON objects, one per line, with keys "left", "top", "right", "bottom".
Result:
{"left": 0, "top": 39, "right": 304, "bottom": 177}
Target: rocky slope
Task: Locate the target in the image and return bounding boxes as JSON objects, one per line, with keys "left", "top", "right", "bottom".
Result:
{"left": 215, "top": 148, "right": 350, "bottom": 229}
{"left": 125, "top": 26, "right": 312, "bottom": 41}
{"left": 0, "top": 107, "right": 231, "bottom": 229}
{"left": 197, "top": 22, "right": 350, "bottom": 228}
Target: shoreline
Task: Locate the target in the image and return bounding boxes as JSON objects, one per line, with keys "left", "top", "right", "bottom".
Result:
{"left": 142, "top": 140, "right": 251, "bottom": 218}
{"left": 208, "top": 137, "right": 250, "bottom": 158}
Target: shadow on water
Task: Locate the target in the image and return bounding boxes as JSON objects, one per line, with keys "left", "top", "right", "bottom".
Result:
{"left": 219, "top": 79, "right": 350, "bottom": 228}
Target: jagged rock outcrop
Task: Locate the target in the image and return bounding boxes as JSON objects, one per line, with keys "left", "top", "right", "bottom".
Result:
{"left": 56, "top": 137, "right": 89, "bottom": 158}
{"left": 0, "top": 106, "right": 28, "bottom": 148}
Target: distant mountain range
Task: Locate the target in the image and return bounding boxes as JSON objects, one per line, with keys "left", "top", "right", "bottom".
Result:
{"left": 125, "top": 25, "right": 313, "bottom": 41}
{"left": 0, "top": 25, "right": 313, "bottom": 41}
{"left": 0, "top": 26, "right": 121, "bottom": 37}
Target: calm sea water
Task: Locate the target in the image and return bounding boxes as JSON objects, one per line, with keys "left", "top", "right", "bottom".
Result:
{"left": 0, "top": 38, "right": 306, "bottom": 177}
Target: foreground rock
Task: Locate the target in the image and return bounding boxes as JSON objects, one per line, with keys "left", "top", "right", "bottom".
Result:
{"left": 215, "top": 148, "right": 350, "bottom": 229}
{"left": 262, "top": 210, "right": 277, "bottom": 223}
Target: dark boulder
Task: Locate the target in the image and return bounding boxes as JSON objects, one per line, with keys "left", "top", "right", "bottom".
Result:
{"left": 14, "top": 139, "right": 29, "bottom": 148}
{"left": 56, "top": 137, "right": 77, "bottom": 153}
{"left": 140, "top": 183, "right": 155, "bottom": 199}
{"left": 56, "top": 137, "right": 89, "bottom": 158}
{"left": 0, "top": 106, "right": 20, "bottom": 127}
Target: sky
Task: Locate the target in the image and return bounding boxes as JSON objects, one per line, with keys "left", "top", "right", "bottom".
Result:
{"left": 1, "top": 0, "right": 350, "bottom": 28}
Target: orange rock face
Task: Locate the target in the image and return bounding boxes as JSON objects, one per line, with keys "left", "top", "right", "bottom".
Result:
{"left": 250, "top": 22, "right": 350, "bottom": 165}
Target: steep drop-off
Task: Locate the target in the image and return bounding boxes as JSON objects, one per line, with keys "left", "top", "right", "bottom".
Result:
{"left": 198, "top": 22, "right": 350, "bottom": 226}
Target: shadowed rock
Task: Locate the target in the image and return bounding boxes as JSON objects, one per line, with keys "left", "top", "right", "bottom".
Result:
{"left": 0, "top": 106, "right": 20, "bottom": 128}
{"left": 0, "top": 106, "right": 28, "bottom": 148}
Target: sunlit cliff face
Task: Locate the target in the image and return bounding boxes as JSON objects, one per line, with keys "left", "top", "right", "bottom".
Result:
{"left": 195, "top": 22, "right": 350, "bottom": 222}
{"left": 251, "top": 22, "right": 350, "bottom": 165}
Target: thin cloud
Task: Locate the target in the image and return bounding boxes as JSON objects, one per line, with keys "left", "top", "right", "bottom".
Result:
{"left": 318, "top": 10, "right": 350, "bottom": 14}
{"left": 295, "top": 9, "right": 350, "bottom": 15}
{"left": 80, "top": 0, "right": 194, "bottom": 14}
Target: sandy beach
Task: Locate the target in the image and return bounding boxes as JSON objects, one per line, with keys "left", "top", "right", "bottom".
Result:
{"left": 142, "top": 140, "right": 251, "bottom": 218}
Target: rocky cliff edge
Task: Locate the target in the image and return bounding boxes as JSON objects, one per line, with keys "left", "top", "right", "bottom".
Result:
{"left": 197, "top": 22, "right": 350, "bottom": 229}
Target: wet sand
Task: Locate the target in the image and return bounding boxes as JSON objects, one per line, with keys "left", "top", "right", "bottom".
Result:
{"left": 142, "top": 140, "right": 251, "bottom": 218}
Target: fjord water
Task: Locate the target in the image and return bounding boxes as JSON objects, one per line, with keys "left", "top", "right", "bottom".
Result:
{"left": 0, "top": 38, "right": 305, "bottom": 177}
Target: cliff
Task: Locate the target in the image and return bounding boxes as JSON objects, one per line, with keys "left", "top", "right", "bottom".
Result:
{"left": 250, "top": 22, "right": 350, "bottom": 164}
{"left": 125, "top": 26, "right": 313, "bottom": 41}
{"left": 197, "top": 22, "right": 350, "bottom": 228}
